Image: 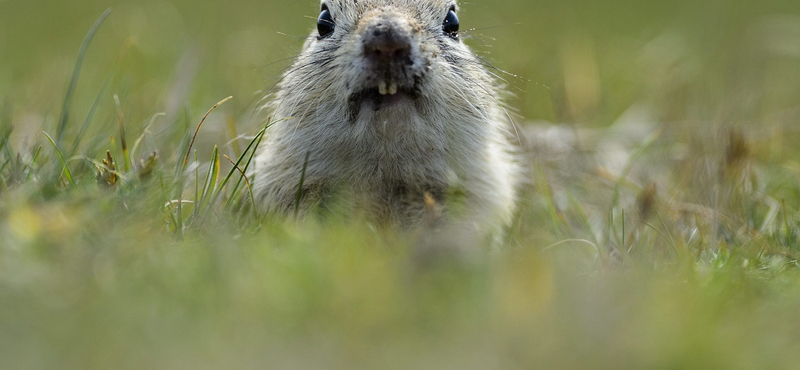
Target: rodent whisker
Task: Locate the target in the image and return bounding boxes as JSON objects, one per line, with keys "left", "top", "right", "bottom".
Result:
{"left": 459, "top": 23, "right": 522, "bottom": 35}
{"left": 288, "top": 81, "right": 335, "bottom": 144}
{"left": 265, "top": 54, "right": 330, "bottom": 97}
{"left": 458, "top": 33, "right": 494, "bottom": 47}
{"left": 257, "top": 54, "right": 330, "bottom": 114}
{"left": 454, "top": 55, "right": 526, "bottom": 94}
{"left": 452, "top": 66, "right": 521, "bottom": 145}
{"left": 276, "top": 31, "right": 316, "bottom": 42}
{"left": 275, "top": 66, "right": 331, "bottom": 126}
{"left": 249, "top": 54, "right": 306, "bottom": 119}
{"left": 256, "top": 54, "right": 303, "bottom": 71}
{"left": 470, "top": 55, "right": 525, "bottom": 84}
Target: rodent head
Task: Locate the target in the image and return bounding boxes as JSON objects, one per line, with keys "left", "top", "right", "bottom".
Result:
{"left": 274, "top": 0, "right": 497, "bottom": 135}
{"left": 256, "top": 0, "right": 518, "bottom": 226}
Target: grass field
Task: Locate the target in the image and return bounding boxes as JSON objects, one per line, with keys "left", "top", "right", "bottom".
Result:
{"left": 3, "top": 0, "right": 800, "bottom": 368}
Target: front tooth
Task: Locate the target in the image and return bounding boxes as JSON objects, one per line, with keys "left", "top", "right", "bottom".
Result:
{"left": 378, "top": 81, "right": 388, "bottom": 95}
{"left": 388, "top": 83, "right": 398, "bottom": 95}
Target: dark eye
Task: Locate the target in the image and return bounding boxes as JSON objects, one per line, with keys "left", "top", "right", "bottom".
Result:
{"left": 443, "top": 8, "right": 459, "bottom": 38}
{"left": 317, "top": 7, "right": 335, "bottom": 38}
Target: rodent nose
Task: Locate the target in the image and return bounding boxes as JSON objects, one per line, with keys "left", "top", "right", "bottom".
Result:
{"left": 362, "top": 22, "right": 413, "bottom": 64}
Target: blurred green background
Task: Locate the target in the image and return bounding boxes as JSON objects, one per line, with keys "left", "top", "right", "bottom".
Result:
{"left": 5, "top": 0, "right": 799, "bottom": 129}
{"left": 3, "top": 0, "right": 800, "bottom": 369}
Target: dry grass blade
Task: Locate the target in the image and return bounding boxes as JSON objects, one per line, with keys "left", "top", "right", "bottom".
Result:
{"left": 182, "top": 96, "right": 233, "bottom": 172}
{"left": 113, "top": 94, "right": 130, "bottom": 172}
{"left": 131, "top": 113, "right": 164, "bottom": 161}
{"left": 543, "top": 238, "right": 600, "bottom": 256}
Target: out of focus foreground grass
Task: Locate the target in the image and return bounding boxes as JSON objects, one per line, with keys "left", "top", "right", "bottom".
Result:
{"left": 2, "top": 0, "right": 800, "bottom": 368}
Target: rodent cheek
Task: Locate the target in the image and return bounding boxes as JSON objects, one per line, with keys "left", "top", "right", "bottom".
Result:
{"left": 335, "top": 38, "right": 370, "bottom": 87}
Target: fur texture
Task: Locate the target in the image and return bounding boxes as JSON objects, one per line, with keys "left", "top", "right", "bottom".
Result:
{"left": 253, "top": 0, "right": 519, "bottom": 232}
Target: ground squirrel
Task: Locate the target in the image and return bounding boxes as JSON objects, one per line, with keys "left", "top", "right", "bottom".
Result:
{"left": 253, "top": 0, "right": 519, "bottom": 233}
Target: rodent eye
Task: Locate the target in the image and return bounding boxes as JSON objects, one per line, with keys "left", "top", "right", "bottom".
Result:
{"left": 442, "top": 8, "right": 459, "bottom": 38}
{"left": 317, "top": 7, "right": 335, "bottom": 38}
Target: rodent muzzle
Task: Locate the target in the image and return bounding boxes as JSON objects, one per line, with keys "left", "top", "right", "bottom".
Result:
{"left": 359, "top": 16, "right": 418, "bottom": 96}
{"left": 363, "top": 25, "right": 413, "bottom": 67}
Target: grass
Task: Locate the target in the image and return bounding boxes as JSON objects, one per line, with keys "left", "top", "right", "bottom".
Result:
{"left": 2, "top": 0, "right": 800, "bottom": 369}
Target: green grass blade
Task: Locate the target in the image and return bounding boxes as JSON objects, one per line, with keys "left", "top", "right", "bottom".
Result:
{"left": 173, "top": 108, "right": 193, "bottom": 180}
{"left": 0, "top": 103, "right": 11, "bottom": 191}
{"left": 567, "top": 190, "right": 601, "bottom": 248}
{"left": 229, "top": 144, "right": 262, "bottom": 212}
{"left": 68, "top": 76, "right": 111, "bottom": 156}
{"left": 0, "top": 131, "right": 9, "bottom": 162}
{"left": 32, "top": 145, "right": 43, "bottom": 165}
{"left": 535, "top": 165, "right": 566, "bottom": 239}
{"left": 166, "top": 200, "right": 180, "bottom": 233}
{"left": 214, "top": 127, "right": 266, "bottom": 208}
{"left": 196, "top": 146, "right": 220, "bottom": 217}
{"left": 0, "top": 158, "right": 9, "bottom": 178}
{"left": 43, "top": 131, "right": 77, "bottom": 189}
{"left": 223, "top": 154, "right": 259, "bottom": 221}
{"left": 225, "top": 117, "right": 283, "bottom": 211}
{"left": 226, "top": 116, "right": 241, "bottom": 158}
{"left": 610, "top": 128, "right": 663, "bottom": 210}
{"left": 293, "top": 151, "right": 310, "bottom": 219}
{"left": 0, "top": 103, "right": 11, "bottom": 158}
{"left": 605, "top": 128, "right": 662, "bottom": 247}
{"left": 194, "top": 150, "right": 200, "bottom": 208}
{"left": 56, "top": 8, "right": 112, "bottom": 145}
{"left": 176, "top": 198, "right": 184, "bottom": 238}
